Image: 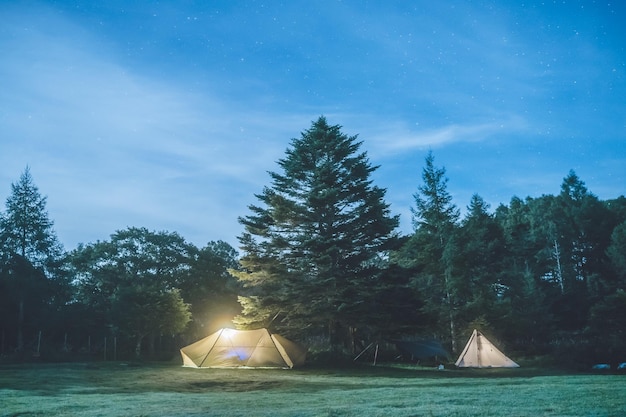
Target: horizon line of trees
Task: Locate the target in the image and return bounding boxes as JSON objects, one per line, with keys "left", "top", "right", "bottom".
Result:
{"left": 1, "top": 117, "right": 625, "bottom": 366}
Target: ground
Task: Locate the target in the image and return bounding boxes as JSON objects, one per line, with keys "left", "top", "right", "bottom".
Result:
{"left": 1, "top": 362, "right": 625, "bottom": 416}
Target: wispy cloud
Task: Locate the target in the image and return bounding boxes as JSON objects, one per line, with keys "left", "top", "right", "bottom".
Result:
{"left": 0, "top": 9, "right": 295, "bottom": 248}
{"left": 1, "top": 1, "right": 623, "bottom": 250}
{"left": 360, "top": 115, "right": 529, "bottom": 157}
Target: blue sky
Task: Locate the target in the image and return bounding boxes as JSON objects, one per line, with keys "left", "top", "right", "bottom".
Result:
{"left": 1, "top": 1, "right": 625, "bottom": 251}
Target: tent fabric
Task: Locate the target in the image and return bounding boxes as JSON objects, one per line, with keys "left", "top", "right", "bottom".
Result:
{"left": 394, "top": 339, "right": 449, "bottom": 360}
{"left": 180, "top": 328, "right": 306, "bottom": 369}
{"left": 455, "top": 329, "right": 519, "bottom": 368}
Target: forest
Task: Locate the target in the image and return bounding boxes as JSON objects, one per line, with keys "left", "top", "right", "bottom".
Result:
{"left": 1, "top": 117, "right": 625, "bottom": 367}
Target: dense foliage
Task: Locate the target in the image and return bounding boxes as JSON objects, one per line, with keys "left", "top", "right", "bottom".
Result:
{"left": 234, "top": 117, "right": 400, "bottom": 351}
{"left": 0, "top": 170, "right": 240, "bottom": 359}
{"left": 0, "top": 167, "right": 67, "bottom": 353}
{"left": 394, "top": 157, "right": 626, "bottom": 364}
{"left": 1, "top": 119, "right": 625, "bottom": 366}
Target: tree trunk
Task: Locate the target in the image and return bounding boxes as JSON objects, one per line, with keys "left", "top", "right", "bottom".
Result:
{"left": 17, "top": 299, "right": 24, "bottom": 351}
{"left": 449, "top": 314, "right": 457, "bottom": 353}
{"left": 553, "top": 239, "right": 564, "bottom": 294}
{"left": 348, "top": 326, "right": 357, "bottom": 355}
{"left": 148, "top": 333, "right": 156, "bottom": 356}
{"left": 328, "top": 319, "right": 337, "bottom": 351}
{"left": 135, "top": 336, "right": 143, "bottom": 358}
{"left": 447, "top": 291, "right": 457, "bottom": 353}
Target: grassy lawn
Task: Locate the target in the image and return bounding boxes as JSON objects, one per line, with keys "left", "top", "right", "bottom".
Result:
{"left": 1, "top": 362, "right": 625, "bottom": 416}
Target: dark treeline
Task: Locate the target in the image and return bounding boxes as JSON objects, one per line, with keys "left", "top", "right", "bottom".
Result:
{"left": 233, "top": 117, "right": 626, "bottom": 367}
{"left": 0, "top": 167, "right": 241, "bottom": 361}
{"left": 1, "top": 119, "right": 625, "bottom": 367}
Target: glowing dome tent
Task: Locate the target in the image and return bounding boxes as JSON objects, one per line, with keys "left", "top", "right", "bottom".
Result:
{"left": 455, "top": 329, "right": 519, "bottom": 368}
{"left": 180, "top": 328, "right": 307, "bottom": 369}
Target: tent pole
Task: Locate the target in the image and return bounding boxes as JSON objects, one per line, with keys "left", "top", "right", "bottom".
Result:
{"left": 198, "top": 328, "right": 223, "bottom": 368}
{"left": 476, "top": 331, "right": 481, "bottom": 368}
{"left": 373, "top": 344, "right": 379, "bottom": 366}
{"left": 353, "top": 342, "right": 374, "bottom": 361}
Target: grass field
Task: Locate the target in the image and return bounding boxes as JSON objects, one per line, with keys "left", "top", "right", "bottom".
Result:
{"left": 1, "top": 362, "right": 625, "bottom": 417}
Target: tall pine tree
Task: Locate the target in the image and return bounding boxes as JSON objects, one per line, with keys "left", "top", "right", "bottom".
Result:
{"left": 0, "top": 167, "right": 65, "bottom": 351}
{"left": 456, "top": 195, "right": 507, "bottom": 334}
{"left": 402, "top": 152, "right": 461, "bottom": 351}
{"left": 234, "top": 117, "right": 399, "bottom": 351}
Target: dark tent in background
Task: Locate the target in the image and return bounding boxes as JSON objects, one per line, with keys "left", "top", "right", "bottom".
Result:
{"left": 393, "top": 339, "right": 449, "bottom": 361}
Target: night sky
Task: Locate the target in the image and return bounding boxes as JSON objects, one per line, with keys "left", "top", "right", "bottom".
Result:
{"left": 1, "top": 1, "right": 624, "bottom": 250}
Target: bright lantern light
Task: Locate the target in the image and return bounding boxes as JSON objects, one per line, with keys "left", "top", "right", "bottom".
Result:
{"left": 222, "top": 328, "right": 236, "bottom": 338}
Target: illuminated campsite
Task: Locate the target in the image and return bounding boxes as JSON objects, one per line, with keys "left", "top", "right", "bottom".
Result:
{"left": 180, "top": 328, "right": 307, "bottom": 369}
{"left": 2, "top": 1, "right": 626, "bottom": 416}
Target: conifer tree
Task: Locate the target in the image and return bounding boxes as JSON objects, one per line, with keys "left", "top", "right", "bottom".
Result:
{"left": 402, "top": 152, "right": 461, "bottom": 350}
{"left": 0, "top": 167, "right": 65, "bottom": 351}
{"left": 457, "top": 195, "right": 506, "bottom": 331}
{"left": 234, "top": 117, "right": 399, "bottom": 350}
{"left": 607, "top": 221, "right": 626, "bottom": 286}
{"left": 1, "top": 167, "right": 63, "bottom": 268}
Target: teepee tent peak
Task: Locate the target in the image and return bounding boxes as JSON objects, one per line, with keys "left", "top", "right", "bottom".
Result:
{"left": 455, "top": 329, "right": 519, "bottom": 368}
{"left": 180, "top": 328, "right": 306, "bottom": 369}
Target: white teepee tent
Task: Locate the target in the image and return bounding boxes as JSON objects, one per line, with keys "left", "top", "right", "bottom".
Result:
{"left": 455, "top": 329, "right": 519, "bottom": 368}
